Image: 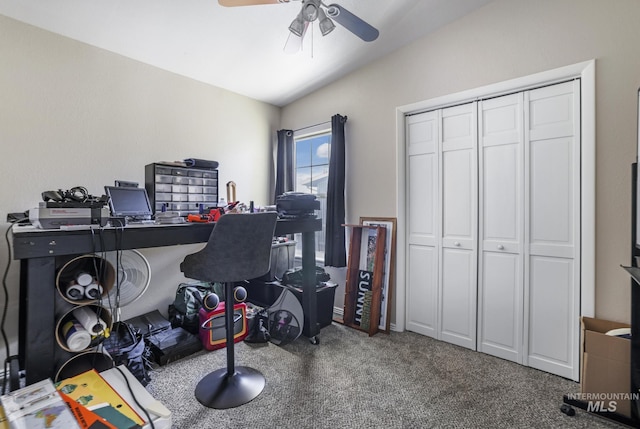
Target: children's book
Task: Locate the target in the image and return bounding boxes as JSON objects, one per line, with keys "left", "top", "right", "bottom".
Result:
{"left": 55, "top": 370, "right": 144, "bottom": 428}
{"left": 58, "top": 391, "right": 117, "bottom": 429}
{"left": 86, "top": 404, "right": 138, "bottom": 429}
{"left": 0, "top": 378, "right": 80, "bottom": 429}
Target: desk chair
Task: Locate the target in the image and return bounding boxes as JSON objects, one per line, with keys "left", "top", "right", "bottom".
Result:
{"left": 180, "top": 212, "right": 278, "bottom": 409}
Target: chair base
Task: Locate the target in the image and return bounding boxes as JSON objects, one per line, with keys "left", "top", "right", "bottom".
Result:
{"left": 195, "top": 366, "right": 265, "bottom": 409}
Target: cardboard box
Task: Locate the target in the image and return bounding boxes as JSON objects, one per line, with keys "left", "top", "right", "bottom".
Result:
{"left": 581, "top": 316, "right": 631, "bottom": 417}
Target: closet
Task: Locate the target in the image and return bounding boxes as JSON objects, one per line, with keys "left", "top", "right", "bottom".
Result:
{"left": 406, "top": 80, "right": 580, "bottom": 380}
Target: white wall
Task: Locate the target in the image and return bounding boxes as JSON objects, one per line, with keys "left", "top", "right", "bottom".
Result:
{"left": 0, "top": 15, "right": 280, "bottom": 363}
{"left": 281, "top": 0, "right": 640, "bottom": 326}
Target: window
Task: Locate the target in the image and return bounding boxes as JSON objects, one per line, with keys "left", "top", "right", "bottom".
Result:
{"left": 293, "top": 127, "right": 331, "bottom": 261}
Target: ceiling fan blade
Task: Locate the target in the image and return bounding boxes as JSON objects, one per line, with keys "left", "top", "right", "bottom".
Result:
{"left": 218, "top": 0, "right": 293, "bottom": 6}
{"left": 326, "top": 4, "right": 379, "bottom": 42}
{"left": 284, "top": 21, "right": 309, "bottom": 54}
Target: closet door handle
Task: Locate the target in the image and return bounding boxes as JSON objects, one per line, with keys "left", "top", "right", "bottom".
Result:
{"left": 497, "top": 245, "right": 504, "bottom": 250}
{"left": 454, "top": 241, "right": 460, "bottom": 247}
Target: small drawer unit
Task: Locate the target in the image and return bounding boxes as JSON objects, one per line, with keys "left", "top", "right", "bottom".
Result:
{"left": 145, "top": 163, "right": 219, "bottom": 217}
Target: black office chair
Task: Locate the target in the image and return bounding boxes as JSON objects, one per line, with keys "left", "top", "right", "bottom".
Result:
{"left": 180, "top": 211, "right": 278, "bottom": 409}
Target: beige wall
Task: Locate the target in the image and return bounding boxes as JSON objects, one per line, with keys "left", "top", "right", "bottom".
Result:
{"left": 0, "top": 16, "right": 280, "bottom": 363}
{"left": 281, "top": 0, "right": 640, "bottom": 325}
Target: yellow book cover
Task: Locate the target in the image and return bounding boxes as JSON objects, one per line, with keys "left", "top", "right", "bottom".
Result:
{"left": 0, "top": 405, "right": 8, "bottom": 429}
{"left": 55, "top": 370, "right": 144, "bottom": 427}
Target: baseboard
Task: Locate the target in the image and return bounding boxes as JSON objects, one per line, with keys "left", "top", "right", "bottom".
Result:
{"left": 332, "top": 307, "right": 399, "bottom": 332}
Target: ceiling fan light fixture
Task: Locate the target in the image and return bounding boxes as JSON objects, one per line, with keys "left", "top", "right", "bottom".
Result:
{"left": 289, "top": 12, "right": 305, "bottom": 37}
{"left": 318, "top": 9, "right": 335, "bottom": 36}
{"left": 302, "top": 1, "right": 319, "bottom": 22}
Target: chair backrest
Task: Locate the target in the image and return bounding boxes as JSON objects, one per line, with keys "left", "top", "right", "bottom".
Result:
{"left": 181, "top": 212, "right": 278, "bottom": 283}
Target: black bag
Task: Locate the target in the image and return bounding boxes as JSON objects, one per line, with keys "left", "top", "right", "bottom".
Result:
{"left": 276, "top": 192, "right": 320, "bottom": 218}
{"left": 168, "top": 281, "right": 221, "bottom": 334}
{"left": 102, "top": 322, "right": 153, "bottom": 386}
{"left": 244, "top": 308, "right": 270, "bottom": 343}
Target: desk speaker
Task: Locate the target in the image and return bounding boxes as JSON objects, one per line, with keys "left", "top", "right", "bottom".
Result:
{"left": 198, "top": 302, "right": 248, "bottom": 351}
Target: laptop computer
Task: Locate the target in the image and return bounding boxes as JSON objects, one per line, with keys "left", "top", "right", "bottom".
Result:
{"left": 104, "top": 185, "right": 153, "bottom": 223}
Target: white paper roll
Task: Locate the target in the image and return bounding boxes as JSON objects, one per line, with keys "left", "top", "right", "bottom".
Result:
{"left": 65, "top": 284, "right": 85, "bottom": 301}
{"left": 75, "top": 272, "right": 94, "bottom": 287}
{"left": 72, "top": 306, "right": 107, "bottom": 335}
{"left": 84, "top": 283, "right": 103, "bottom": 300}
{"left": 61, "top": 320, "right": 91, "bottom": 351}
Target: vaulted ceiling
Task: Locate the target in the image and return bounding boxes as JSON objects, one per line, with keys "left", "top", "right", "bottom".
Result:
{"left": 0, "top": 0, "right": 494, "bottom": 106}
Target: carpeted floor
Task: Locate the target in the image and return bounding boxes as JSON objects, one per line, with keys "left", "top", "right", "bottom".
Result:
{"left": 145, "top": 323, "right": 625, "bottom": 428}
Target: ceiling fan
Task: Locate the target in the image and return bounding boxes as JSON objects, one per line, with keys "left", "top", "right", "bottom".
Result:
{"left": 218, "top": 0, "right": 379, "bottom": 44}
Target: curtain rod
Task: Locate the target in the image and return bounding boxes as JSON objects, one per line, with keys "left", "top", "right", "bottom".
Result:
{"left": 294, "top": 120, "right": 331, "bottom": 133}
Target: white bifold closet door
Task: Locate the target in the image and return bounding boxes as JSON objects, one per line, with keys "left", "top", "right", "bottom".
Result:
{"left": 478, "top": 93, "right": 525, "bottom": 364}
{"left": 406, "top": 111, "right": 439, "bottom": 338}
{"left": 406, "top": 80, "right": 580, "bottom": 381}
{"left": 524, "top": 81, "right": 580, "bottom": 380}
{"left": 405, "top": 104, "right": 478, "bottom": 350}
{"left": 439, "top": 104, "right": 477, "bottom": 350}
{"left": 478, "top": 80, "right": 580, "bottom": 380}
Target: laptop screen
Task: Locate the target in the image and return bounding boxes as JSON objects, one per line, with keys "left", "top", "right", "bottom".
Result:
{"left": 104, "top": 186, "right": 153, "bottom": 220}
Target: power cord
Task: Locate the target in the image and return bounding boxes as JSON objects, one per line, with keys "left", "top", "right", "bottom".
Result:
{"left": 2, "top": 218, "right": 28, "bottom": 394}
{"left": 90, "top": 225, "right": 157, "bottom": 429}
{"left": 114, "top": 360, "right": 156, "bottom": 429}
{"left": 90, "top": 226, "right": 118, "bottom": 324}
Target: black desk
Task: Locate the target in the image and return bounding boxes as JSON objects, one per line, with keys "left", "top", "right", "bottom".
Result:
{"left": 12, "top": 218, "right": 322, "bottom": 385}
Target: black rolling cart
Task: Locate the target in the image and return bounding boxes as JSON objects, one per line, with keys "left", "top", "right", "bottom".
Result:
{"left": 562, "top": 162, "right": 640, "bottom": 427}
{"left": 624, "top": 162, "right": 640, "bottom": 426}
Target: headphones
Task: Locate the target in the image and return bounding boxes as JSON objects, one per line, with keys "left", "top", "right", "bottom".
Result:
{"left": 42, "top": 186, "right": 107, "bottom": 204}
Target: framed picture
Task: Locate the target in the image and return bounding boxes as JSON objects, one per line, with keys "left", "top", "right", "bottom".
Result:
{"left": 359, "top": 217, "right": 397, "bottom": 333}
{"left": 343, "top": 223, "right": 386, "bottom": 336}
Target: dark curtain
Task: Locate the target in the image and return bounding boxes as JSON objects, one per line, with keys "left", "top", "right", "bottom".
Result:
{"left": 324, "top": 114, "right": 347, "bottom": 267}
{"left": 274, "top": 129, "right": 294, "bottom": 203}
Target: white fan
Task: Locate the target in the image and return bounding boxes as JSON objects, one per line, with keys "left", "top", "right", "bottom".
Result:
{"left": 103, "top": 250, "right": 151, "bottom": 320}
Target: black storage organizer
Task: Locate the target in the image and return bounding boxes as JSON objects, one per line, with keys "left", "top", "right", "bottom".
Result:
{"left": 145, "top": 163, "right": 219, "bottom": 217}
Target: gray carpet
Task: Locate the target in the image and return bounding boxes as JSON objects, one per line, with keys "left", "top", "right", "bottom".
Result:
{"left": 145, "top": 323, "right": 624, "bottom": 428}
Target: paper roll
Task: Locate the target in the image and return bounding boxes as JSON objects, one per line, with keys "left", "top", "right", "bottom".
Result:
{"left": 61, "top": 320, "right": 91, "bottom": 351}
{"left": 65, "top": 284, "right": 85, "bottom": 301}
{"left": 72, "top": 306, "right": 107, "bottom": 335}
{"left": 75, "top": 272, "right": 94, "bottom": 287}
{"left": 84, "top": 283, "right": 103, "bottom": 300}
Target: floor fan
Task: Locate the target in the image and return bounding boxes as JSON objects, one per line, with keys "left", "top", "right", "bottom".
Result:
{"left": 103, "top": 250, "right": 151, "bottom": 321}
